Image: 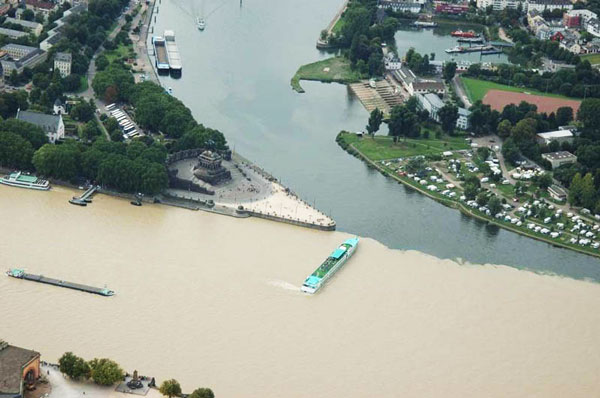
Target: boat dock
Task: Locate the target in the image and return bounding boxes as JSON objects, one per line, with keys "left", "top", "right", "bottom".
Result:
{"left": 69, "top": 185, "right": 99, "bottom": 206}
{"left": 457, "top": 37, "right": 484, "bottom": 43}
{"left": 6, "top": 268, "right": 114, "bottom": 296}
{"left": 164, "top": 30, "right": 182, "bottom": 72}
{"left": 446, "top": 45, "right": 499, "bottom": 54}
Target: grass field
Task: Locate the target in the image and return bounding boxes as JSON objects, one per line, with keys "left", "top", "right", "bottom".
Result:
{"left": 580, "top": 53, "right": 600, "bottom": 65}
{"left": 104, "top": 43, "right": 135, "bottom": 64}
{"left": 291, "top": 56, "right": 361, "bottom": 93}
{"left": 460, "top": 77, "right": 573, "bottom": 103}
{"left": 339, "top": 131, "right": 469, "bottom": 161}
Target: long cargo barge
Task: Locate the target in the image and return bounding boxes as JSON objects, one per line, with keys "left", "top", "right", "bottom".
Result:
{"left": 164, "top": 30, "right": 182, "bottom": 73}
{"left": 301, "top": 237, "right": 359, "bottom": 294}
{"left": 152, "top": 36, "right": 170, "bottom": 71}
{"left": 6, "top": 268, "right": 114, "bottom": 297}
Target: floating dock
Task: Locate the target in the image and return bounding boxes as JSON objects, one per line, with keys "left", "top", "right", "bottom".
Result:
{"left": 152, "top": 36, "right": 170, "bottom": 71}
{"left": 164, "top": 30, "right": 182, "bottom": 73}
{"left": 69, "top": 185, "right": 98, "bottom": 206}
{"left": 6, "top": 268, "right": 114, "bottom": 296}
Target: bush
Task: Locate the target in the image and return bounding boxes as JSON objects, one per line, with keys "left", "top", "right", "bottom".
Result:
{"left": 159, "top": 379, "right": 182, "bottom": 398}
{"left": 190, "top": 388, "right": 214, "bottom": 398}
{"left": 58, "top": 352, "right": 90, "bottom": 380}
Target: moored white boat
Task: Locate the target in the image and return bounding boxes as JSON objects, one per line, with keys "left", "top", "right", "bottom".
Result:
{"left": 0, "top": 171, "right": 50, "bottom": 190}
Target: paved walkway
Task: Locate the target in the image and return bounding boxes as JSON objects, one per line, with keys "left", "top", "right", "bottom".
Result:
{"left": 43, "top": 364, "right": 162, "bottom": 398}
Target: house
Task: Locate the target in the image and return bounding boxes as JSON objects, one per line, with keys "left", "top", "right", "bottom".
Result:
{"left": 525, "top": 0, "right": 573, "bottom": 13}
{"left": 417, "top": 93, "right": 469, "bottom": 129}
{"left": 537, "top": 130, "right": 574, "bottom": 145}
{"left": 0, "top": 340, "right": 40, "bottom": 398}
{"left": 0, "top": 44, "right": 47, "bottom": 78}
{"left": 378, "top": 0, "right": 422, "bottom": 13}
{"left": 16, "top": 110, "right": 64, "bottom": 143}
{"left": 542, "top": 151, "right": 577, "bottom": 168}
{"left": 40, "top": 3, "right": 87, "bottom": 51}
{"left": 476, "top": 0, "right": 521, "bottom": 11}
{"left": 548, "top": 184, "right": 568, "bottom": 201}
{"left": 457, "top": 107, "right": 471, "bottom": 130}
{"left": 551, "top": 31, "right": 564, "bottom": 41}
{"left": 384, "top": 53, "right": 402, "bottom": 71}
{"left": 53, "top": 98, "right": 66, "bottom": 115}
{"left": 0, "top": 27, "right": 27, "bottom": 39}
{"left": 434, "top": 1, "right": 469, "bottom": 14}
{"left": 412, "top": 80, "right": 445, "bottom": 95}
{"left": 4, "top": 17, "right": 43, "bottom": 36}
{"left": 54, "top": 52, "right": 71, "bottom": 77}
{"left": 25, "top": 0, "right": 57, "bottom": 19}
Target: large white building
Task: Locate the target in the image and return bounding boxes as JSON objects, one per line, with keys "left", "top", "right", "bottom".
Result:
{"left": 16, "top": 110, "right": 65, "bottom": 143}
{"left": 416, "top": 93, "right": 471, "bottom": 130}
{"left": 536, "top": 130, "right": 574, "bottom": 145}
{"left": 477, "top": 0, "right": 571, "bottom": 11}
{"left": 53, "top": 52, "right": 71, "bottom": 77}
{"left": 378, "top": 0, "right": 423, "bottom": 13}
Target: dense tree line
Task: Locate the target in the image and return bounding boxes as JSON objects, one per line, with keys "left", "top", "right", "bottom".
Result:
{"left": 32, "top": 138, "right": 169, "bottom": 194}
{"left": 324, "top": 0, "right": 398, "bottom": 77}
{"left": 58, "top": 352, "right": 123, "bottom": 386}
{"left": 0, "top": 119, "right": 47, "bottom": 170}
{"left": 465, "top": 60, "right": 600, "bottom": 99}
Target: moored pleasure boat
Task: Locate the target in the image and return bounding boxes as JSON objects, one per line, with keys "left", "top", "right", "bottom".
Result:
{"left": 301, "top": 237, "right": 359, "bottom": 294}
{"left": 0, "top": 171, "right": 50, "bottom": 190}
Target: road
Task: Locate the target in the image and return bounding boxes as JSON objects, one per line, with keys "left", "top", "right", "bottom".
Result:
{"left": 452, "top": 75, "right": 471, "bottom": 108}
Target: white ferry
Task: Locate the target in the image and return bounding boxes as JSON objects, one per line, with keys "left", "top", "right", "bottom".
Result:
{"left": 0, "top": 171, "right": 50, "bottom": 190}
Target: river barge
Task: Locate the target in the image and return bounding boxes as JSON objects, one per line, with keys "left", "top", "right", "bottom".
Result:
{"left": 301, "top": 237, "right": 359, "bottom": 294}
{"left": 0, "top": 171, "right": 49, "bottom": 190}
{"left": 6, "top": 268, "right": 114, "bottom": 296}
{"left": 152, "top": 36, "right": 170, "bottom": 72}
{"left": 164, "top": 30, "right": 182, "bottom": 73}
{"left": 451, "top": 30, "right": 478, "bottom": 38}
{"left": 413, "top": 21, "right": 437, "bottom": 28}
{"left": 446, "top": 45, "right": 497, "bottom": 54}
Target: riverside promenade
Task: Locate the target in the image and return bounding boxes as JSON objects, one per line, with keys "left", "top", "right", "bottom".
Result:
{"left": 167, "top": 152, "right": 336, "bottom": 231}
{"left": 316, "top": 0, "right": 349, "bottom": 48}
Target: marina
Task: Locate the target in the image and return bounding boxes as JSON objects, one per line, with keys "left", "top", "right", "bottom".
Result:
{"left": 69, "top": 185, "right": 99, "bottom": 206}
{"left": 446, "top": 44, "right": 501, "bottom": 54}
{"left": 5, "top": 268, "right": 114, "bottom": 297}
{"left": 0, "top": 171, "right": 49, "bottom": 190}
{"left": 301, "top": 237, "right": 359, "bottom": 294}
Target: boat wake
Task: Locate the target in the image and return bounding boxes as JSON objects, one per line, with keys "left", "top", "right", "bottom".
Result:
{"left": 267, "top": 280, "right": 301, "bottom": 292}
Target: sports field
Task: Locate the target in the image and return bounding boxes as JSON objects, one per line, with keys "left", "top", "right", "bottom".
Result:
{"left": 580, "top": 53, "right": 600, "bottom": 65}
{"left": 460, "top": 77, "right": 572, "bottom": 103}
{"left": 482, "top": 89, "right": 581, "bottom": 114}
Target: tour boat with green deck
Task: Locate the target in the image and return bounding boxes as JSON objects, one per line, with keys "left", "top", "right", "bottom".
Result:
{"left": 0, "top": 171, "right": 49, "bottom": 190}
{"left": 301, "top": 237, "right": 359, "bottom": 294}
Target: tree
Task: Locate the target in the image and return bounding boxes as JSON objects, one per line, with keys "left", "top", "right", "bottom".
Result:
{"left": 71, "top": 100, "right": 95, "bottom": 122}
{"left": 96, "top": 54, "right": 109, "bottom": 71}
{"left": 497, "top": 119, "right": 512, "bottom": 139}
{"left": 488, "top": 195, "right": 502, "bottom": 215}
{"left": 21, "top": 9, "right": 34, "bottom": 21}
{"left": 366, "top": 108, "right": 383, "bottom": 136}
{"left": 578, "top": 99, "right": 600, "bottom": 138}
{"left": 581, "top": 172, "right": 596, "bottom": 209}
{"left": 81, "top": 120, "right": 101, "bottom": 141}
{"left": 476, "top": 191, "right": 489, "bottom": 206}
{"left": 569, "top": 172, "right": 583, "bottom": 205}
{"left": 58, "top": 352, "right": 90, "bottom": 380}
{"left": 556, "top": 106, "right": 573, "bottom": 126}
{"left": 159, "top": 379, "right": 182, "bottom": 398}
{"left": 442, "top": 61, "right": 457, "bottom": 82}
{"left": 388, "top": 105, "right": 418, "bottom": 142}
{"left": 537, "top": 172, "right": 553, "bottom": 189}
{"left": 190, "top": 388, "right": 214, "bottom": 398}
{"left": 88, "top": 358, "right": 123, "bottom": 386}
{"left": 438, "top": 104, "right": 458, "bottom": 135}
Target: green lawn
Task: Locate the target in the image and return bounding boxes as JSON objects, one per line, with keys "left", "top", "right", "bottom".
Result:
{"left": 104, "top": 43, "right": 134, "bottom": 64}
{"left": 331, "top": 17, "right": 345, "bottom": 34}
{"left": 339, "top": 131, "right": 469, "bottom": 161}
{"left": 460, "top": 77, "right": 574, "bottom": 103}
{"left": 291, "top": 56, "right": 361, "bottom": 93}
{"left": 580, "top": 53, "right": 600, "bottom": 65}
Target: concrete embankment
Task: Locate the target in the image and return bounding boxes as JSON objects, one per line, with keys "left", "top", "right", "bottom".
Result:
{"left": 316, "top": 0, "right": 349, "bottom": 49}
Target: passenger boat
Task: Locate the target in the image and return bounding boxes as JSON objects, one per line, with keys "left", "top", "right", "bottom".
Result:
{"left": 413, "top": 20, "right": 438, "bottom": 28}
{"left": 451, "top": 30, "right": 478, "bottom": 38}
{"left": 197, "top": 17, "right": 205, "bottom": 31}
{"left": 301, "top": 237, "right": 359, "bottom": 294}
{"left": 0, "top": 171, "right": 50, "bottom": 190}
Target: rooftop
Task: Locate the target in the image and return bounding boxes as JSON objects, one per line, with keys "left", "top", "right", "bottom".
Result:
{"left": 16, "top": 110, "right": 61, "bottom": 132}
{"left": 424, "top": 92, "right": 444, "bottom": 108}
{"left": 537, "top": 130, "right": 574, "bottom": 139}
{"left": 25, "top": 0, "right": 56, "bottom": 10}
{"left": 2, "top": 43, "right": 37, "bottom": 53}
{"left": 54, "top": 51, "right": 71, "bottom": 62}
{"left": 542, "top": 151, "right": 576, "bottom": 160}
{"left": 0, "top": 27, "right": 27, "bottom": 38}
{"left": 0, "top": 341, "right": 40, "bottom": 394}
{"left": 4, "top": 17, "right": 42, "bottom": 29}
{"left": 413, "top": 80, "right": 445, "bottom": 91}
